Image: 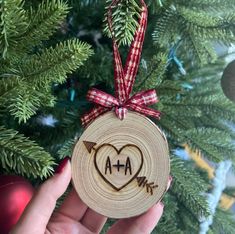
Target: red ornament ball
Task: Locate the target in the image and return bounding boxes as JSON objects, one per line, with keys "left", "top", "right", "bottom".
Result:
{"left": 0, "top": 175, "right": 34, "bottom": 234}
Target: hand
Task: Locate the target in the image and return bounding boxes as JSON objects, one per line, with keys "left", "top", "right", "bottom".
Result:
{"left": 11, "top": 158, "right": 171, "bottom": 234}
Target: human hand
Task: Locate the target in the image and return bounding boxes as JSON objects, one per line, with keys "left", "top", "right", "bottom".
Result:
{"left": 11, "top": 158, "right": 172, "bottom": 234}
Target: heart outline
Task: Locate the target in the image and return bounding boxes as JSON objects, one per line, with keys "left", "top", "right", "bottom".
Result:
{"left": 94, "top": 143, "right": 144, "bottom": 191}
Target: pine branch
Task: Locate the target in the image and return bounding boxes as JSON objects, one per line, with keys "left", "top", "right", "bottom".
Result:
{"left": 103, "top": 0, "right": 141, "bottom": 46}
{"left": 147, "top": 0, "right": 167, "bottom": 13}
{"left": 210, "top": 208, "right": 235, "bottom": 234}
{"left": 183, "top": 35, "right": 217, "bottom": 65}
{"left": 8, "top": 86, "right": 43, "bottom": 123}
{"left": 170, "top": 156, "right": 210, "bottom": 217}
{"left": 78, "top": 0, "right": 99, "bottom": 6}
{"left": 17, "top": 0, "right": 70, "bottom": 52}
{"left": 0, "top": 75, "right": 20, "bottom": 97}
{"left": 57, "top": 138, "right": 76, "bottom": 159}
{"left": 185, "top": 128, "right": 235, "bottom": 163}
{"left": 0, "top": 78, "right": 57, "bottom": 123}
{"left": 26, "top": 108, "right": 82, "bottom": 150}
{"left": 152, "top": 3, "right": 235, "bottom": 65}
{"left": 175, "top": 0, "right": 235, "bottom": 10}
{"left": 178, "top": 7, "right": 235, "bottom": 43}
{"left": 157, "top": 80, "right": 183, "bottom": 96}
{"left": 0, "top": 0, "right": 28, "bottom": 58}
{"left": 178, "top": 205, "right": 200, "bottom": 233}
{"left": 164, "top": 93, "right": 235, "bottom": 123}
{"left": 0, "top": 40, "right": 93, "bottom": 123}
{"left": 155, "top": 194, "right": 184, "bottom": 234}
{"left": 152, "top": 7, "right": 177, "bottom": 47}
{"left": 0, "top": 126, "right": 55, "bottom": 178}
{"left": 135, "top": 53, "right": 168, "bottom": 90}
{"left": 160, "top": 112, "right": 235, "bottom": 163}
{"left": 13, "top": 39, "right": 93, "bottom": 88}
{"left": 8, "top": 84, "right": 56, "bottom": 123}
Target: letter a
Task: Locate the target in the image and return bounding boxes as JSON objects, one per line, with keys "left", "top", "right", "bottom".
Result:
{"left": 105, "top": 156, "right": 112, "bottom": 174}
{"left": 125, "top": 157, "right": 132, "bottom": 175}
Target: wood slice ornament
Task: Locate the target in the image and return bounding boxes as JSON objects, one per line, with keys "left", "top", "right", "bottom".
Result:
{"left": 71, "top": 0, "right": 170, "bottom": 218}
{"left": 72, "top": 111, "right": 169, "bottom": 218}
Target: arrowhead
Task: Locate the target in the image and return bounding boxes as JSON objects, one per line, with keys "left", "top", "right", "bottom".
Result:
{"left": 136, "top": 176, "right": 146, "bottom": 187}
{"left": 83, "top": 141, "right": 97, "bottom": 153}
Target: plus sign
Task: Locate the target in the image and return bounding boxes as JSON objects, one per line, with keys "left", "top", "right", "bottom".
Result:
{"left": 113, "top": 160, "right": 125, "bottom": 172}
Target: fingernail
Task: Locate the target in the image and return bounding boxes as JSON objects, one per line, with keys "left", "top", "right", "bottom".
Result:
{"left": 159, "top": 201, "right": 164, "bottom": 208}
{"left": 166, "top": 176, "right": 173, "bottom": 191}
{"left": 169, "top": 175, "right": 173, "bottom": 184}
{"left": 55, "top": 157, "right": 70, "bottom": 174}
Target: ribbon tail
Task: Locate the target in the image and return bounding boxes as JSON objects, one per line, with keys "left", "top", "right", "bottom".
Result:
{"left": 81, "top": 106, "right": 110, "bottom": 126}
{"left": 124, "top": 1, "right": 148, "bottom": 96}
{"left": 127, "top": 103, "right": 161, "bottom": 119}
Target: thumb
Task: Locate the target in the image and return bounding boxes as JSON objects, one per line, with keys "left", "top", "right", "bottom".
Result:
{"left": 11, "top": 157, "right": 71, "bottom": 234}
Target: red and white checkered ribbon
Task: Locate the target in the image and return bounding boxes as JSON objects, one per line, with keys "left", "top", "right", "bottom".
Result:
{"left": 81, "top": 0, "right": 160, "bottom": 126}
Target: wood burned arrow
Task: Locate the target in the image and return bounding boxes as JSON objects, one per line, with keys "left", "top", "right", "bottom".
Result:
{"left": 136, "top": 176, "right": 158, "bottom": 195}
{"left": 83, "top": 141, "right": 97, "bottom": 153}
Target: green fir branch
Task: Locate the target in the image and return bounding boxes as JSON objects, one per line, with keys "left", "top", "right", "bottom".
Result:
{"left": 0, "top": 39, "right": 92, "bottom": 123}
{"left": 174, "top": 0, "right": 235, "bottom": 10}
{"left": 152, "top": 6, "right": 177, "bottom": 47}
{"left": 152, "top": 3, "right": 235, "bottom": 65}
{"left": 103, "top": 0, "right": 141, "bottom": 46}
{"left": 8, "top": 86, "right": 43, "bottom": 123}
{"left": 0, "top": 75, "right": 20, "bottom": 97}
{"left": 185, "top": 128, "right": 235, "bottom": 163}
{"left": 57, "top": 138, "right": 76, "bottom": 159}
{"left": 178, "top": 205, "right": 200, "bottom": 233}
{"left": 155, "top": 194, "right": 183, "bottom": 234}
{"left": 135, "top": 53, "right": 168, "bottom": 90}
{"left": 0, "top": 0, "right": 28, "bottom": 58}
{"left": 14, "top": 39, "right": 93, "bottom": 88}
{"left": 210, "top": 208, "right": 235, "bottom": 234}
{"left": 17, "top": 0, "right": 70, "bottom": 51}
{"left": 0, "top": 126, "right": 55, "bottom": 178}
{"left": 0, "top": 79, "right": 57, "bottom": 123}
{"left": 171, "top": 156, "right": 210, "bottom": 217}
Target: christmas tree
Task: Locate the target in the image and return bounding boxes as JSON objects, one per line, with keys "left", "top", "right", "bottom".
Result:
{"left": 1, "top": 0, "right": 235, "bottom": 233}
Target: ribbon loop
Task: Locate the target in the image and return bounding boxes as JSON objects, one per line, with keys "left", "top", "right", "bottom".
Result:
{"left": 128, "top": 89, "right": 158, "bottom": 106}
{"left": 81, "top": 0, "right": 161, "bottom": 127}
{"left": 87, "top": 88, "right": 119, "bottom": 107}
{"left": 108, "top": 0, "right": 147, "bottom": 101}
{"left": 124, "top": 5, "right": 147, "bottom": 97}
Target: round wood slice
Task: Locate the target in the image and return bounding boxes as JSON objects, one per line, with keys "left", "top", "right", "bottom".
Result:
{"left": 71, "top": 111, "right": 170, "bottom": 218}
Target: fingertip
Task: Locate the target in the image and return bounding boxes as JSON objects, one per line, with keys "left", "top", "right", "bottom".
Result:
{"left": 169, "top": 175, "right": 173, "bottom": 182}
{"left": 158, "top": 201, "right": 164, "bottom": 209}
{"left": 167, "top": 175, "right": 173, "bottom": 191}
{"left": 150, "top": 201, "right": 164, "bottom": 218}
{"left": 53, "top": 158, "right": 71, "bottom": 185}
{"left": 55, "top": 157, "right": 71, "bottom": 174}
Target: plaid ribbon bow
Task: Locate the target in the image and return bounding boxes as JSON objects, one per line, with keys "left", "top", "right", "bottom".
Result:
{"left": 81, "top": 0, "right": 160, "bottom": 126}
